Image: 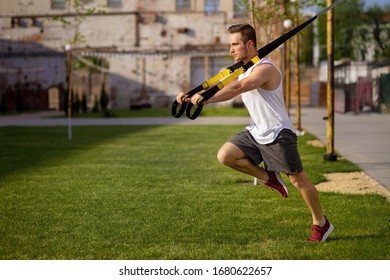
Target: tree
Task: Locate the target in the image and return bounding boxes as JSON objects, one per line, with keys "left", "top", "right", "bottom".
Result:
{"left": 51, "top": 0, "right": 103, "bottom": 139}
{"left": 100, "top": 82, "right": 109, "bottom": 116}
{"left": 364, "top": 5, "right": 390, "bottom": 60}
{"left": 81, "top": 92, "right": 87, "bottom": 114}
{"left": 238, "top": 0, "right": 325, "bottom": 61}
{"left": 317, "top": 1, "right": 390, "bottom": 62}
{"left": 318, "top": 0, "right": 365, "bottom": 61}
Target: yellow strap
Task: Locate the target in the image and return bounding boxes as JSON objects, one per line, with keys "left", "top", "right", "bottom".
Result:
{"left": 251, "top": 56, "right": 261, "bottom": 64}
{"left": 217, "top": 68, "right": 243, "bottom": 89}
{"left": 201, "top": 68, "right": 232, "bottom": 89}
{"left": 202, "top": 56, "right": 260, "bottom": 90}
{"left": 215, "top": 56, "right": 260, "bottom": 90}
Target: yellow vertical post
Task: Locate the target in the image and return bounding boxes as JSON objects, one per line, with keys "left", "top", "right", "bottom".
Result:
{"left": 285, "top": 39, "right": 291, "bottom": 115}
{"left": 294, "top": 5, "right": 301, "bottom": 131}
{"left": 325, "top": 0, "right": 337, "bottom": 161}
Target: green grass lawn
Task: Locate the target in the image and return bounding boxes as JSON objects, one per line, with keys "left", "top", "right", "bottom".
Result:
{"left": 0, "top": 125, "right": 389, "bottom": 260}
{"left": 58, "top": 106, "right": 250, "bottom": 118}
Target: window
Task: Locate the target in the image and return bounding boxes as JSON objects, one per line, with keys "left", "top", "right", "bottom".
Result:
{"left": 51, "top": 0, "right": 66, "bottom": 9}
{"left": 107, "top": 0, "right": 122, "bottom": 8}
{"left": 176, "top": 0, "right": 191, "bottom": 11}
{"left": 233, "top": 0, "right": 246, "bottom": 17}
{"left": 205, "top": 0, "right": 219, "bottom": 14}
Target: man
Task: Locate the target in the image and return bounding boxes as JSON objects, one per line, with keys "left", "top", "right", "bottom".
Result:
{"left": 176, "top": 23, "right": 333, "bottom": 242}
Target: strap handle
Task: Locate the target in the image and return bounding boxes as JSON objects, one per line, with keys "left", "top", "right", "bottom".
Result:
{"left": 171, "top": 84, "right": 203, "bottom": 118}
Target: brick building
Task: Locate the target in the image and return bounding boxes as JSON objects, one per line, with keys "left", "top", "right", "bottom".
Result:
{"left": 0, "top": 0, "right": 287, "bottom": 111}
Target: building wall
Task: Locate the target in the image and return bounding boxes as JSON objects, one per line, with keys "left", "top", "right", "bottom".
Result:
{"left": 0, "top": 0, "right": 286, "bottom": 110}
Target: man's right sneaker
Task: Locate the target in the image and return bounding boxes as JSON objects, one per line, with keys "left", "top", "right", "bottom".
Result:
{"left": 264, "top": 170, "right": 288, "bottom": 198}
{"left": 305, "top": 216, "right": 334, "bottom": 242}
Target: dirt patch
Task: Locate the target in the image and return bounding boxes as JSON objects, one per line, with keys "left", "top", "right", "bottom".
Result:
{"left": 316, "top": 172, "right": 390, "bottom": 201}
{"left": 306, "top": 139, "right": 325, "bottom": 148}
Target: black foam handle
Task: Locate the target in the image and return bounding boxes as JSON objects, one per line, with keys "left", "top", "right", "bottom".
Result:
{"left": 185, "top": 102, "right": 203, "bottom": 120}
{"left": 171, "top": 100, "right": 188, "bottom": 118}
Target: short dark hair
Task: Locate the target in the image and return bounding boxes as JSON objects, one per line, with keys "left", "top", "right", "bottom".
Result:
{"left": 228, "top": 23, "right": 257, "bottom": 48}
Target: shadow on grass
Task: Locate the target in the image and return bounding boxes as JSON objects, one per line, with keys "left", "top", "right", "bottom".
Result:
{"left": 0, "top": 125, "right": 156, "bottom": 181}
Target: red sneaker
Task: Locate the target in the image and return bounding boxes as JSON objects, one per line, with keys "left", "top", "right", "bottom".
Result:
{"left": 264, "top": 170, "right": 288, "bottom": 198}
{"left": 305, "top": 216, "right": 334, "bottom": 242}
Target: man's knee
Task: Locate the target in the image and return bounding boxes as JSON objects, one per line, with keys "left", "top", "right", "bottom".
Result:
{"left": 217, "top": 142, "right": 246, "bottom": 167}
{"left": 217, "top": 146, "right": 231, "bottom": 166}
{"left": 289, "top": 171, "right": 315, "bottom": 191}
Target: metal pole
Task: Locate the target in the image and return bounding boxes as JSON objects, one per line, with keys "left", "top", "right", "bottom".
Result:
{"left": 324, "top": 0, "right": 337, "bottom": 161}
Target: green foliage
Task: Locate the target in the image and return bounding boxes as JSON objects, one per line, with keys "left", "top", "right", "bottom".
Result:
{"left": 318, "top": 0, "right": 389, "bottom": 61}
{"left": 0, "top": 126, "right": 388, "bottom": 259}
{"left": 92, "top": 98, "right": 99, "bottom": 113}
{"left": 73, "top": 92, "right": 80, "bottom": 115}
{"left": 238, "top": 0, "right": 326, "bottom": 64}
{"left": 99, "top": 83, "right": 109, "bottom": 113}
{"left": 81, "top": 92, "right": 87, "bottom": 114}
{"left": 365, "top": 5, "right": 390, "bottom": 60}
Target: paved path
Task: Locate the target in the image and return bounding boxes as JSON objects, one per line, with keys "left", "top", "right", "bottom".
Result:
{"left": 1, "top": 108, "right": 389, "bottom": 191}
{"left": 298, "top": 107, "right": 390, "bottom": 192}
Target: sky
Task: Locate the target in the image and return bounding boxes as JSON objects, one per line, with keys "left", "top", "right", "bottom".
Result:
{"left": 364, "top": 0, "right": 389, "bottom": 8}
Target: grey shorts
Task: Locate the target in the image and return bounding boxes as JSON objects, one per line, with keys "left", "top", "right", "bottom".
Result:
{"left": 227, "top": 129, "right": 303, "bottom": 174}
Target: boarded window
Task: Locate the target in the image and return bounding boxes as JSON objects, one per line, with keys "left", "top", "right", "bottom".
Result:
{"left": 176, "top": 0, "right": 191, "bottom": 11}
{"left": 107, "top": 0, "right": 123, "bottom": 8}
{"left": 51, "top": 0, "right": 66, "bottom": 9}
{"left": 205, "top": 0, "right": 219, "bottom": 14}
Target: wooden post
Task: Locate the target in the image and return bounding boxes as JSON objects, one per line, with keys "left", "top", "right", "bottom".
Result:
{"left": 285, "top": 39, "right": 291, "bottom": 115}
{"left": 294, "top": 5, "right": 301, "bottom": 131}
{"left": 324, "top": 0, "right": 337, "bottom": 161}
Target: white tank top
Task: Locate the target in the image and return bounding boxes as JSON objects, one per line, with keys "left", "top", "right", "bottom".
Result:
{"left": 239, "top": 58, "right": 295, "bottom": 144}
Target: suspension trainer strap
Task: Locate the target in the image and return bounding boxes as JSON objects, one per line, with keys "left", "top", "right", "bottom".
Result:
{"left": 186, "top": 56, "right": 260, "bottom": 120}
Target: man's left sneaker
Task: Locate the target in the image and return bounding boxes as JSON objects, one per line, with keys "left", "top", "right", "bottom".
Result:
{"left": 305, "top": 216, "right": 334, "bottom": 242}
{"left": 264, "top": 170, "right": 288, "bottom": 198}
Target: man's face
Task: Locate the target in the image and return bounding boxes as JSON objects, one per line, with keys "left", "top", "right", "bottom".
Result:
{"left": 229, "top": 32, "right": 248, "bottom": 62}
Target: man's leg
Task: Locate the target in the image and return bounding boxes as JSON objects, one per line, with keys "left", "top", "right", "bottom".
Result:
{"left": 217, "top": 142, "right": 288, "bottom": 197}
{"left": 217, "top": 142, "right": 268, "bottom": 181}
{"left": 288, "top": 171, "right": 334, "bottom": 242}
{"left": 288, "top": 171, "right": 324, "bottom": 225}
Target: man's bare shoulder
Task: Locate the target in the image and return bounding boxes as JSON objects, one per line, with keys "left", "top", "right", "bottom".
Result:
{"left": 251, "top": 61, "right": 281, "bottom": 90}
